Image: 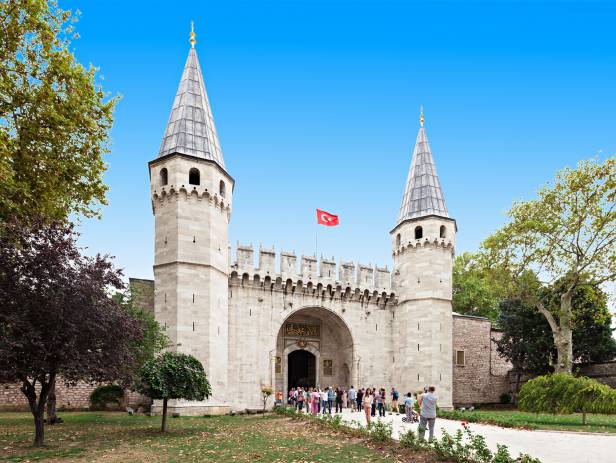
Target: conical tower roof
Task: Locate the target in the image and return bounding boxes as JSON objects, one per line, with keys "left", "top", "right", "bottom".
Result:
{"left": 397, "top": 113, "right": 448, "bottom": 224}
{"left": 158, "top": 36, "right": 225, "bottom": 168}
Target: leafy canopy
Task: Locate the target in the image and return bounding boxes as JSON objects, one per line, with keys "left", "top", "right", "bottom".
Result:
{"left": 0, "top": 0, "right": 118, "bottom": 223}
{"left": 139, "top": 352, "right": 211, "bottom": 402}
{"left": 519, "top": 373, "right": 616, "bottom": 416}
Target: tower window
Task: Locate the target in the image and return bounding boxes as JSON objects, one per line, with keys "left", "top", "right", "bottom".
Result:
{"left": 219, "top": 180, "right": 226, "bottom": 197}
{"left": 396, "top": 233, "right": 401, "bottom": 248}
{"left": 440, "top": 225, "right": 446, "bottom": 238}
{"left": 456, "top": 350, "right": 466, "bottom": 366}
{"left": 189, "top": 168, "right": 200, "bottom": 185}
{"left": 160, "top": 168, "right": 168, "bottom": 186}
{"left": 414, "top": 226, "right": 423, "bottom": 240}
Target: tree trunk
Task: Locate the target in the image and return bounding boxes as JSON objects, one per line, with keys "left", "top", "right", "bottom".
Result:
{"left": 582, "top": 412, "right": 587, "bottom": 425}
{"left": 513, "top": 370, "right": 522, "bottom": 405}
{"left": 161, "top": 398, "right": 168, "bottom": 432}
{"left": 553, "top": 290, "right": 574, "bottom": 373}
{"left": 46, "top": 379, "right": 57, "bottom": 424}
{"left": 33, "top": 412, "right": 45, "bottom": 447}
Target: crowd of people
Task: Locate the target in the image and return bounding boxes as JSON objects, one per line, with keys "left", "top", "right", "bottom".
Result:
{"left": 283, "top": 385, "right": 439, "bottom": 440}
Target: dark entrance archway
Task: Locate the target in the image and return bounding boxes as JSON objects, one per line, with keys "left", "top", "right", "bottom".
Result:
{"left": 288, "top": 350, "right": 316, "bottom": 389}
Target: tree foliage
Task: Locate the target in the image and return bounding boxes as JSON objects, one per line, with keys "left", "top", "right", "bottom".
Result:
{"left": 139, "top": 352, "right": 211, "bottom": 432}
{"left": 0, "top": 0, "right": 117, "bottom": 223}
{"left": 0, "top": 220, "right": 143, "bottom": 446}
{"left": 496, "top": 283, "right": 616, "bottom": 383}
{"left": 113, "top": 291, "right": 169, "bottom": 382}
{"left": 482, "top": 157, "right": 616, "bottom": 373}
{"left": 452, "top": 252, "right": 509, "bottom": 321}
{"left": 518, "top": 373, "right": 616, "bottom": 423}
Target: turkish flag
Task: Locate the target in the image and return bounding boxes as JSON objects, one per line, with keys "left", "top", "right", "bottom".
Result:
{"left": 316, "top": 209, "right": 339, "bottom": 226}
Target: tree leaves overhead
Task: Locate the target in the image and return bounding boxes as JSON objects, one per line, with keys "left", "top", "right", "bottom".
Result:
{"left": 0, "top": 0, "right": 118, "bottom": 224}
{"left": 139, "top": 352, "right": 212, "bottom": 402}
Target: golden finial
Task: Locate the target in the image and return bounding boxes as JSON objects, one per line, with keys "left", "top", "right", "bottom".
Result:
{"left": 190, "top": 21, "right": 196, "bottom": 48}
{"left": 419, "top": 106, "right": 424, "bottom": 127}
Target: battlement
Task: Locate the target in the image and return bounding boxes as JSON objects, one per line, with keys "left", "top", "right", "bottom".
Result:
{"left": 230, "top": 243, "right": 392, "bottom": 294}
{"left": 151, "top": 185, "right": 230, "bottom": 217}
{"left": 393, "top": 237, "right": 454, "bottom": 256}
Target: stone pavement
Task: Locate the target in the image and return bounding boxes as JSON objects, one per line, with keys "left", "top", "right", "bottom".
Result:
{"left": 335, "top": 409, "right": 616, "bottom": 463}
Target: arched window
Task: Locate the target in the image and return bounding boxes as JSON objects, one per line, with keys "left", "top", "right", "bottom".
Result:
{"left": 414, "top": 226, "right": 423, "bottom": 240}
{"left": 396, "top": 233, "right": 401, "bottom": 248}
{"left": 189, "top": 168, "right": 200, "bottom": 185}
{"left": 440, "top": 225, "right": 446, "bottom": 239}
{"left": 219, "top": 180, "right": 226, "bottom": 197}
{"left": 160, "top": 168, "right": 168, "bottom": 186}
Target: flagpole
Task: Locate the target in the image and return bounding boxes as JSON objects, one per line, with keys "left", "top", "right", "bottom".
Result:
{"left": 315, "top": 225, "right": 318, "bottom": 258}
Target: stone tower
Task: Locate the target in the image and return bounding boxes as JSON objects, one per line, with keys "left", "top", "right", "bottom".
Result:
{"left": 149, "top": 29, "right": 233, "bottom": 414}
{"left": 391, "top": 110, "right": 455, "bottom": 408}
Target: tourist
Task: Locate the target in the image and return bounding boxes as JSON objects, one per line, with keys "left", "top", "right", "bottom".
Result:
{"left": 335, "top": 387, "right": 343, "bottom": 413}
{"left": 370, "top": 387, "right": 376, "bottom": 417}
{"left": 320, "top": 388, "right": 328, "bottom": 414}
{"left": 305, "top": 388, "right": 312, "bottom": 414}
{"left": 363, "top": 388, "right": 373, "bottom": 425}
{"left": 418, "top": 386, "right": 438, "bottom": 441}
{"left": 391, "top": 387, "right": 399, "bottom": 414}
{"left": 348, "top": 386, "right": 357, "bottom": 411}
{"left": 311, "top": 389, "right": 319, "bottom": 415}
{"left": 275, "top": 390, "right": 283, "bottom": 407}
{"left": 403, "top": 392, "right": 414, "bottom": 422}
{"left": 342, "top": 387, "right": 348, "bottom": 409}
{"left": 327, "top": 386, "right": 335, "bottom": 413}
{"left": 376, "top": 388, "right": 384, "bottom": 417}
{"left": 356, "top": 388, "right": 364, "bottom": 412}
{"left": 288, "top": 388, "right": 295, "bottom": 406}
{"left": 297, "top": 388, "right": 304, "bottom": 412}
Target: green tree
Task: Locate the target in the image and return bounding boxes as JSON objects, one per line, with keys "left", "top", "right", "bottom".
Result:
{"left": 496, "top": 284, "right": 616, "bottom": 394}
{"left": 544, "top": 279, "right": 616, "bottom": 365}
{"left": 482, "top": 157, "right": 616, "bottom": 373}
{"left": 139, "top": 352, "right": 211, "bottom": 432}
{"left": 518, "top": 373, "right": 616, "bottom": 424}
{"left": 452, "top": 252, "right": 508, "bottom": 321}
{"left": 0, "top": 0, "right": 117, "bottom": 224}
{"left": 114, "top": 291, "right": 169, "bottom": 380}
{"left": 495, "top": 298, "right": 554, "bottom": 393}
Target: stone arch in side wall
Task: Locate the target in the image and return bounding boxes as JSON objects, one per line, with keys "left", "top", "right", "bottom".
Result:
{"left": 273, "top": 306, "right": 355, "bottom": 400}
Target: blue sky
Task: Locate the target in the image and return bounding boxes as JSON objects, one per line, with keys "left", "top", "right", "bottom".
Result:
{"left": 67, "top": 0, "right": 616, "bottom": 280}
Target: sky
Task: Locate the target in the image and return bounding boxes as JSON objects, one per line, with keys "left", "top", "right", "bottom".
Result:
{"left": 65, "top": 0, "right": 616, "bottom": 281}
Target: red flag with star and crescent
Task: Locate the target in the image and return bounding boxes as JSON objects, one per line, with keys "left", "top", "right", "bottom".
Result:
{"left": 316, "top": 209, "right": 339, "bottom": 226}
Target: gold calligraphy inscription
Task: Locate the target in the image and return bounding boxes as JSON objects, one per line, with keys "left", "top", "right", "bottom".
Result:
{"left": 286, "top": 323, "right": 320, "bottom": 338}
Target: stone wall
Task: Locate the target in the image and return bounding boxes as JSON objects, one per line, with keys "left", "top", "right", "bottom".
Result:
{"left": 452, "top": 314, "right": 512, "bottom": 406}
{"left": 130, "top": 278, "right": 155, "bottom": 314}
{"left": 0, "top": 381, "right": 150, "bottom": 412}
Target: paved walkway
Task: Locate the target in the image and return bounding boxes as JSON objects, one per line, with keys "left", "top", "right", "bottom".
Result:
{"left": 334, "top": 409, "right": 616, "bottom": 463}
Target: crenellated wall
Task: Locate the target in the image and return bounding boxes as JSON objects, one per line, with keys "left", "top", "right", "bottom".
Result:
{"left": 230, "top": 243, "right": 393, "bottom": 294}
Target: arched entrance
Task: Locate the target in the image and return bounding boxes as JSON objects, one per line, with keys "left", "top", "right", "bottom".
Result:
{"left": 274, "top": 306, "right": 354, "bottom": 398}
{"left": 288, "top": 350, "right": 316, "bottom": 388}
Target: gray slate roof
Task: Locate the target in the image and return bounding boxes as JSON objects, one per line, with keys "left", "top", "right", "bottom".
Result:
{"left": 158, "top": 47, "right": 225, "bottom": 168}
{"left": 397, "top": 126, "right": 448, "bottom": 223}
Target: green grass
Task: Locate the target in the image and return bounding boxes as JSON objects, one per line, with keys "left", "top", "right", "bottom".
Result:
{"left": 439, "top": 409, "right": 616, "bottom": 433}
{"left": 0, "top": 411, "right": 417, "bottom": 462}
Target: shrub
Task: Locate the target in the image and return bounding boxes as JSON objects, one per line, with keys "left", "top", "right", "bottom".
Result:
{"left": 367, "top": 420, "right": 393, "bottom": 444}
{"left": 519, "top": 373, "right": 616, "bottom": 423}
{"left": 90, "top": 384, "right": 124, "bottom": 410}
{"left": 499, "top": 392, "right": 512, "bottom": 404}
{"left": 399, "top": 428, "right": 424, "bottom": 451}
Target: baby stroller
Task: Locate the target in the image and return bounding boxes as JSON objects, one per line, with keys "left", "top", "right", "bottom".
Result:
{"left": 401, "top": 409, "right": 419, "bottom": 423}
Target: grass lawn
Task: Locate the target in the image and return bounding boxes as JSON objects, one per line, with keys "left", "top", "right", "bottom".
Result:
{"left": 0, "top": 411, "right": 434, "bottom": 462}
{"left": 439, "top": 409, "right": 616, "bottom": 433}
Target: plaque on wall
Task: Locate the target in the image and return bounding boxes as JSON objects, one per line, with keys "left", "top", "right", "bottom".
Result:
{"left": 285, "top": 323, "right": 320, "bottom": 338}
{"left": 275, "top": 356, "right": 282, "bottom": 373}
{"left": 323, "top": 359, "right": 333, "bottom": 376}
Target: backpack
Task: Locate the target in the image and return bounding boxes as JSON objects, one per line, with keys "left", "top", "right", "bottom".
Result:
{"left": 393, "top": 391, "right": 399, "bottom": 400}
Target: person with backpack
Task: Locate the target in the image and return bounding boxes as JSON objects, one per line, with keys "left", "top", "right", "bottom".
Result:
{"left": 391, "top": 387, "right": 400, "bottom": 414}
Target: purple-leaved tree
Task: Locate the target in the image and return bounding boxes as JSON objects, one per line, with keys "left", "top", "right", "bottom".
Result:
{"left": 0, "top": 220, "right": 143, "bottom": 447}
